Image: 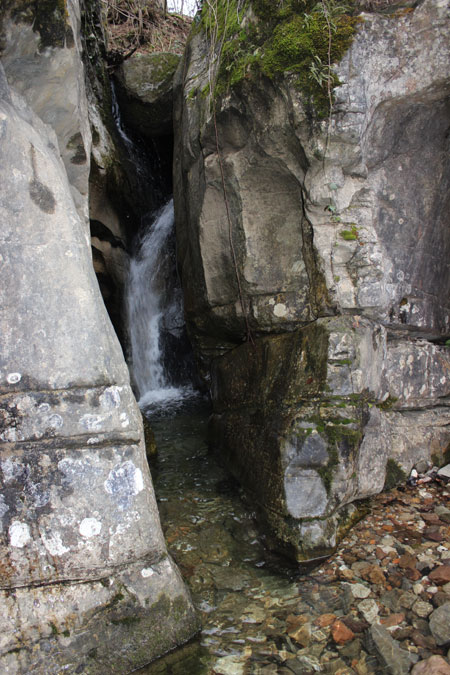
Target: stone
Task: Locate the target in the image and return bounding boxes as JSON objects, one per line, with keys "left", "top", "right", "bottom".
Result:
{"left": 435, "top": 506, "right": 450, "bottom": 524}
{"left": 115, "top": 52, "right": 181, "bottom": 138}
{"left": 429, "top": 566, "right": 450, "bottom": 585}
{"left": 331, "top": 620, "right": 355, "bottom": 645}
{"left": 411, "top": 655, "right": 450, "bottom": 675}
{"left": 0, "top": 43, "right": 197, "bottom": 675}
{"left": 289, "top": 623, "right": 312, "bottom": 647}
{"left": 429, "top": 603, "right": 450, "bottom": 645}
{"left": 345, "top": 583, "right": 371, "bottom": 599}
{"left": 380, "top": 613, "right": 405, "bottom": 628}
{"left": 369, "top": 624, "right": 416, "bottom": 675}
{"left": 412, "top": 600, "right": 433, "bottom": 618}
{"left": 437, "top": 465, "right": 450, "bottom": 479}
{"left": 173, "top": 0, "right": 450, "bottom": 562}
{"left": 358, "top": 599, "right": 379, "bottom": 624}
{"left": 315, "top": 614, "right": 337, "bottom": 627}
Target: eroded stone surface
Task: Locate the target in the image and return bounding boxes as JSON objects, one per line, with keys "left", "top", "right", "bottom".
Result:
{"left": 0, "top": 61, "right": 197, "bottom": 672}
{"left": 174, "top": 0, "right": 450, "bottom": 560}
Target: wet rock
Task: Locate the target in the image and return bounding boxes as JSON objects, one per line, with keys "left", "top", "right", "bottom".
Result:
{"left": 368, "top": 624, "right": 417, "bottom": 674}
{"left": 344, "top": 582, "right": 371, "bottom": 599}
{"left": 358, "top": 599, "right": 379, "bottom": 624}
{"left": 381, "top": 613, "right": 406, "bottom": 628}
{"left": 331, "top": 619, "right": 355, "bottom": 645}
{"left": 411, "top": 655, "right": 450, "bottom": 674}
{"left": 429, "top": 603, "right": 450, "bottom": 646}
{"left": 315, "top": 614, "right": 337, "bottom": 627}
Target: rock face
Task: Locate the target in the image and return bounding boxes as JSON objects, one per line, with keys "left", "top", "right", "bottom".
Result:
{"left": 174, "top": 0, "right": 450, "bottom": 560}
{"left": 0, "top": 2, "right": 198, "bottom": 672}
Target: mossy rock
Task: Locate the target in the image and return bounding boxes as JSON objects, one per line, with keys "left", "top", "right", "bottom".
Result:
{"left": 383, "top": 458, "right": 406, "bottom": 491}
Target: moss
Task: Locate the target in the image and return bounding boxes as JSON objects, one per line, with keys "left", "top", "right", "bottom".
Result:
{"left": 317, "top": 445, "right": 338, "bottom": 493}
{"left": 111, "top": 616, "right": 141, "bottom": 626}
{"left": 376, "top": 395, "right": 398, "bottom": 411}
{"left": 334, "top": 358, "right": 352, "bottom": 365}
{"left": 201, "top": 0, "right": 360, "bottom": 117}
{"left": 383, "top": 458, "right": 406, "bottom": 491}
{"left": 340, "top": 225, "right": 358, "bottom": 241}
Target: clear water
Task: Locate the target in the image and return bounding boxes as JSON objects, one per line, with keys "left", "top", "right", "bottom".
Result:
{"left": 138, "top": 398, "right": 348, "bottom": 675}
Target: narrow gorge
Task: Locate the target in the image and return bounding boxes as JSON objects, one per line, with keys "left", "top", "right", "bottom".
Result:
{"left": 0, "top": 0, "right": 449, "bottom": 672}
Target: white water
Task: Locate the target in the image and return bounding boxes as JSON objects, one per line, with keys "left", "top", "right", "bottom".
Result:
{"left": 127, "top": 200, "right": 195, "bottom": 410}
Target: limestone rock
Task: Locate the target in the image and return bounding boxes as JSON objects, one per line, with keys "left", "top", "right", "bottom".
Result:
{"left": 174, "top": 0, "right": 450, "bottom": 561}
{"left": 0, "top": 0, "right": 91, "bottom": 224}
{"left": 0, "top": 66, "right": 198, "bottom": 672}
{"left": 115, "top": 51, "right": 181, "bottom": 138}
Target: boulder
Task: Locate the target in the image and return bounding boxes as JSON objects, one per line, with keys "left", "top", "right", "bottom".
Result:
{"left": 115, "top": 51, "right": 181, "bottom": 137}
{"left": 412, "top": 656, "right": 450, "bottom": 675}
{"left": 0, "top": 60, "right": 197, "bottom": 673}
{"left": 174, "top": 0, "right": 450, "bottom": 560}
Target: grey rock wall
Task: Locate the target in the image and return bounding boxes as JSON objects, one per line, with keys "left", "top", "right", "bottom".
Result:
{"left": 0, "top": 2, "right": 198, "bottom": 670}
{"left": 174, "top": 0, "right": 450, "bottom": 560}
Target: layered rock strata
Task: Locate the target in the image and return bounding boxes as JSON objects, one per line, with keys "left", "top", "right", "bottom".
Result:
{"left": 174, "top": 0, "right": 450, "bottom": 560}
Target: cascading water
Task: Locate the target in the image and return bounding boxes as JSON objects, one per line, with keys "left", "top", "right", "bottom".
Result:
{"left": 127, "top": 199, "right": 196, "bottom": 410}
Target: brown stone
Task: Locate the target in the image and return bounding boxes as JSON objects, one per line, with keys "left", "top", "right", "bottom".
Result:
{"left": 315, "top": 613, "right": 337, "bottom": 628}
{"left": 428, "top": 566, "right": 450, "bottom": 585}
{"left": 424, "top": 527, "right": 444, "bottom": 542}
{"left": 399, "top": 553, "right": 418, "bottom": 570}
{"left": 411, "top": 655, "right": 450, "bottom": 674}
{"left": 289, "top": 622, "right": 311, "bottom": 647}
{"left": 342, "top": 616, "right": 369, "bottom": 634}
{"left": 376, "top": 547, "right": 388, "bottom": 560}
{"left": 410, "top": 630, "right": 437, "bottom": 650}
{"left": 388, "top": 572, "right": 403, "bottom": 588}
{"left": 331, "top": 619, "right": 355, "bottom": 645}
{"left": 406, "top": 567, "right": 423, "bottom": 581}
{"left": 381, "top": 612, "right": 405, "bottom": 627}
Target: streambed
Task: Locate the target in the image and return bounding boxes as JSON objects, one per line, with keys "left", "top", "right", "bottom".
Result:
{"left": 138, "top": 398, "right": 381, "bottom": 674}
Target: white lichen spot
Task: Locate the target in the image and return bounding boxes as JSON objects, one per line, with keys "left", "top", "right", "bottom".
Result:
{"left": 79, "top": 518, "right": 102, "bottom": 538}
{"left": 2, "top": 458, "right": 24, "bottom": 482}
{"left": 141, "top": 567, "right": 154, "bottom": 578}
{"left": 268, "top": 298, "right": 275, "bottom": 306}
{"left": 87, "top": 437, "right": 100, "bottom": 445}
{"left": 80, "top": 414, "right": 103, "bottom": 432}
{"left": 42, "top": 531, "right": 70, "bottom": 556}
{"left": 100, "top": 386, "right": 121, "bottom": 409}
{"left": 9, "top": 521, "right": 31, "bottom": 548}
{"left": 65, "top": 250, "right": 73, "bottom": 257}
{"left": 398, "top": 218, "right": 404, "bottom": 225}
{"left": 104, "top": 461, "right": 144, "bottom": 510}
{"left": 7, "top": 373, "right": 21, "bottom": 384}
{"left": 120, "top": 413, "right": 130, "bottom": 428}
{"left": 389, "top": 194, "right": 395, "bottom": 201}
{"left": 273, "top": 303, "right": 287, "bottom": 318}
{"left": 38, "top": 403, "right": 50, "bottom": 413}
{"left": 45, "top": 414, "right": 63, "bottom": 429}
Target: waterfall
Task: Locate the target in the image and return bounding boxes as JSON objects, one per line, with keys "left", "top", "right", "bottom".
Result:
{"left": 127, "top": 200, "right": 195, "bottom": 411}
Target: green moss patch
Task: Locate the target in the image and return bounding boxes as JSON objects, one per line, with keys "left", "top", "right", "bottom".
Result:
{"left": 200, "top": 0, "right": 360, "bottom": 117}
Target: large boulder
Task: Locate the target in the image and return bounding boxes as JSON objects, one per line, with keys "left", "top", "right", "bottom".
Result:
{"left": 174, "top": 0, "right": 450, "bottom": 560}
{"left": 0, "top": 19, "right": 197, "bottom": 675}
{"left": 115, "top": 51, "right": 181, "bottom": 138}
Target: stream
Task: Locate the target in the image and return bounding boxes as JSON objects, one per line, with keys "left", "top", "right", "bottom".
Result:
{"left": 137, "top": 396, "right": 351, "bottom": 675}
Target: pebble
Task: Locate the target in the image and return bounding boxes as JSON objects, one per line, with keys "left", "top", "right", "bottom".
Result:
{"left": 412, "top": 655, "right": 450, "bottom": 674}
{"left": 413, "top": 600, "right": 433, "bottom": 618}
{"left": 358, "top": 599, "right": 379, "bottom": 624}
